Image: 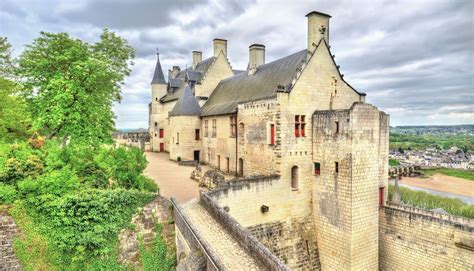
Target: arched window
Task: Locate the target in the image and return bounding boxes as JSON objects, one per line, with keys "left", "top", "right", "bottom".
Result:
{"left": 291, "top": 166, "right": 299, "bottom": 190}
{"left": 239, "top": 123, "right": 245, "bottom": 144}
{"left": 239, "top": 158, "right": 244, "bottom": 177}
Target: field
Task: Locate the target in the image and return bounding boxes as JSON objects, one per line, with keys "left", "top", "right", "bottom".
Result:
{"left": 421, "top": 168, "right": 474, "bottom": 181}
{"left": 389, "top": 133, "right": 474, "bottom": 152}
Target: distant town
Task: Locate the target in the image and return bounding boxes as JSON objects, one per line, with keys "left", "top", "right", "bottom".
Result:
{"left": 388, "top": 124, "right": 474, "bottom": 170}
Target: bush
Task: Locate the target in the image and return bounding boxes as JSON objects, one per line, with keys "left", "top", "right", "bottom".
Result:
{"left": 24, "top": 188, "right": 154, "bottom": 266}
{"left": 0, "top": 183, "right": 17, "bottom": 204}
{"left": 18, "top": 167, "right": 80, "bottom": 198}
{"left": 0, "top": 142, "right": 45, "bottom": 185}
{"left": 139, "top": 223, "right": 176, "bottom": 270}
{"left": 142, "top": 176, "right": 158, "bottom": 193}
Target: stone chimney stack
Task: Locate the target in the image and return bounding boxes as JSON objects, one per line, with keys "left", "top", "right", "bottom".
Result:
{"left": 306, "top": 11, "right": 331, "bottom": 52}
{"left": 248, "top": 44, "right": 265, "bottom": 75}
{"left": 192, "top": 51, "right": 202, "bottom": 68}
{"left": 213, "top": 38, "right": 227, "bottom": 57}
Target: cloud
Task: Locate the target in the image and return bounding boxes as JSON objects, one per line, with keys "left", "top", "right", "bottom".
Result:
{"left": 0, "top": 0, "right": 472, "bottom": 128}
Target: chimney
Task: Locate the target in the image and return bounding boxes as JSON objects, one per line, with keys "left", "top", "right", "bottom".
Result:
{"left": 306, "top": 11, "right": 331, "bottom": 52}
{"left": 213, "top": 38, "right": 227, "bottom": 57}
{"left": 248, "top": 44, "right": 265, "bottom": 75}
{"left": 192, "top": 51, "right": 202, "bottom": 68}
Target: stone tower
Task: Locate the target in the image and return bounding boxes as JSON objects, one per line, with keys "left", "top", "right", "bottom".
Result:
{"left": 150, "top": 51, "right": 167, "bottom": 151}
{"left": 312, "top": 103, "right": 389, "bottom": 270}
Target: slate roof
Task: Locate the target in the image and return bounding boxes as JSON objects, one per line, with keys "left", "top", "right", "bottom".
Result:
{"left": 151, "top": 53, "right": 166, "bottom": 85}
{"left": 201, "top": 50, "right": 307, "bottom": 116}
{"left": 160, "top": 57, "right": 216, "bottom": 103}
{"left": 169, "top": 84, "right": 202, "bottom": 116}
{"left": 232, "top": 69, "right": 245, "bottom": 75}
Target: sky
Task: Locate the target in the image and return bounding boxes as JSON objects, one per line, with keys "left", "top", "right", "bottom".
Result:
{"left": 1, "top": 0, "right": 473, "bottom": 128}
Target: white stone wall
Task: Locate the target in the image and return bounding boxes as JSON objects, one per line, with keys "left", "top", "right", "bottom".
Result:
{"left": 169, "top": 116, "right": 202, "bottom": 161}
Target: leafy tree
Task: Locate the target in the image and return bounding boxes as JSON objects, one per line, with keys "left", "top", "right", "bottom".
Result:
{"left": 17, "top": 30, "right": 135, "bottom": 144}
{"left": 0, "top": 37, "right": 31, "bottom": 141}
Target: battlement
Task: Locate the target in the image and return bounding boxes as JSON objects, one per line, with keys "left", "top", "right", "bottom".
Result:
{"left": 384, "top": 202, "right": 474, "bottom": 230}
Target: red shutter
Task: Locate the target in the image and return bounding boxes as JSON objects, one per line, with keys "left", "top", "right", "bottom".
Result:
{"left": 295, "top": 124, "right": 300, "bottom": 137}
{"left": 159, "top": 129, "right": 164, "bottom": 138}
{"left": 301, "top": 124, "right": 305, "bottom": 137}
{"left": 270, "top": 124, "right": 275, "bottom": 145}
{"left": 379, "top": 187, "right": 384, "bottom": 207}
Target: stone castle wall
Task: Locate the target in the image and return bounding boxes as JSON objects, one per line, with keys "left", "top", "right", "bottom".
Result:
{"left": 0, "top": 208, "right": 21, "bottom": 270}
{"left": 379, "top": 203, "right": 474, "bottom": 270}
{"left": 201, "top": 114, "right": 238, "bottom": 174}
{"left": 237, "top": 98, "right": 280, "bottom": 177}
{"left": 169, "top": 116, "right": 201, "bottom": 161}
{"left": 248, "top": 216, "right": 321, "bottom": 270}
{"left": 311, "top": 103, "right": 388, "bottom": 270}
{"left": 207, "top": 176, "right": 312, "bottom": 228}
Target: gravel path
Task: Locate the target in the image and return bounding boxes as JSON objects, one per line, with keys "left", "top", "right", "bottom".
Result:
{"left": 144, "top": 152, "right": 204, "bottom": 202}
{"left": 401, "top": 174, "right": 474, "bottom": 197}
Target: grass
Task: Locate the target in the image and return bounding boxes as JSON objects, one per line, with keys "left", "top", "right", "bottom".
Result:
{"left": 421, "top": 168, "right": 474, "bottom": 181}
{"left": 388, "top": 185, "right": 474, "bottom": 218}
{"left": 9, "top": 203, "right": 61, "bottom": 271}
{"left": 389, "top": 159, "right": 400, "bottom": 167}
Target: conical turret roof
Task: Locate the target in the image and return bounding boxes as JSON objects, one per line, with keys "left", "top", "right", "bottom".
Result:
{"left": 169, "top": 84, "right": 202, "bottom": 116}
{"left": 151, "top": 52, "right": 166, "bottom": 85}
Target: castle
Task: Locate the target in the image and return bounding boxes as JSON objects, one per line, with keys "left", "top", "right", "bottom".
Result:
{"left": 149, "top": 11, "right": 473, "bottom": 271}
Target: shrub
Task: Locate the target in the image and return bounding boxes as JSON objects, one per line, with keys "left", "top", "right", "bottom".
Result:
{"left": 142, "top": 176, "right": 158, "bottom": 193}
{"left": 0, "top": 183, "right": 17, "bottom": 204}
{"left": 139, "top": 223, "right": 176, "bottom": 270}
{"left": 18, "top": 167, "right": 80, "bottom": 198}
{"left": 24, "top": 189, "right": 154, "bottom": 265}
{"left": 0, "top": 142, "right": 45, "bottom": 185}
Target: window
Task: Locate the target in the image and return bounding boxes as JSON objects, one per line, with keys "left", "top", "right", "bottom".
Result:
{"left": 195, "top": 129, "right": 200, "bottom": 140}
{"left": 335, "top": 121, "right": 340, "bottom": 134}
{"left": 295, "top": 115, "right": 306, "bottom": 137}
{"left": 379, "top": 187, "right": 385, "bottom": 207}
{"left": 212, "top": 119, "right": 217, "bottom": 138}
{"left": 239, "top": 158, "right": 244, "bottom": 177}
{"left": 217, "top": 155, "right": 221, "bottom": 170}
{"left": 270, "top": 124, "right": 275, "bottom": 145}
{"left": 335, "top": 162, "right": 339, "bottom": 174}
{"left": 291, "top": 166, "right": 299, "bottom": 190}
{"left": 226, "top": 157, "right": 230, "bottom": 173}
{"left": 314, "top": 162, "right": 321, "bottom": 175}
{"left": 154, "top": 122, "right": 158, "bottom": 127}
{"left": 207, "top": 148, "right": 211, "bottom": 162}
{"left": 176, "top": 133, "right": 179, "bottom": 144}
{"left": 239, "top": 123, "right": 245, "bottom": 144}
{"left": 159, "top": 129, "right": 164, "bottom": 138}
{"left": 154, "top": 133, "right": 157, "bottom": 137}
{"left": 230, "top": 116, "right": 237, "bottom": 137}
{"left": 204, "top": 120, "right": 208, "bottom": 137}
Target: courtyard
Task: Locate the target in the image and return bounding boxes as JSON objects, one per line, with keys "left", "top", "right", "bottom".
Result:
{"left": 144, "top": 152, "right": 203, "bottom": 202}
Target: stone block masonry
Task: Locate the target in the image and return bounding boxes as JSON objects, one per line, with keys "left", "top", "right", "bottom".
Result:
{"left": 379, "top": 203, "right": 474, "bottom": 270}
{"left": 0, "top": 208, "right": 21, "bottom": 271}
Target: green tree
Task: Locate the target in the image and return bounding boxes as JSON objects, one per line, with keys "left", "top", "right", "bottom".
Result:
{"left": 0, "top": 37, "right": 31, "bottom": 141}
{"left": 17, "top": 30, "right": 135, "bottom": 144}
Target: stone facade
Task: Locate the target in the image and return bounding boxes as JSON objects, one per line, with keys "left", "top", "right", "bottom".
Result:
{"left": 379, "top": 203, "right": 473, "bottom": 270}
{"left": 0, "top": 208, "right": 21, "bottom": 271}
{"left": 148, "top": 9, "right": 473, "bottom": 271}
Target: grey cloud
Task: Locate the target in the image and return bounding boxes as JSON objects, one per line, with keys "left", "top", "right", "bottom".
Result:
{"left": 59, "top": 0, "right": 206, "bottom": 29}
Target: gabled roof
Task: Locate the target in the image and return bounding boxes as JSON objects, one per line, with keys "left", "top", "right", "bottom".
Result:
{"left": 160, "top": 56, "right": 217, "bottom": 103}
{"left": 201, "top": 50, "right": 307, "bottom": 116}
{"left": 151, "top": 53, "right": 166, "bottom": 85}
{"left": 169, "top": 84, "right": 202, "bottom": 117}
